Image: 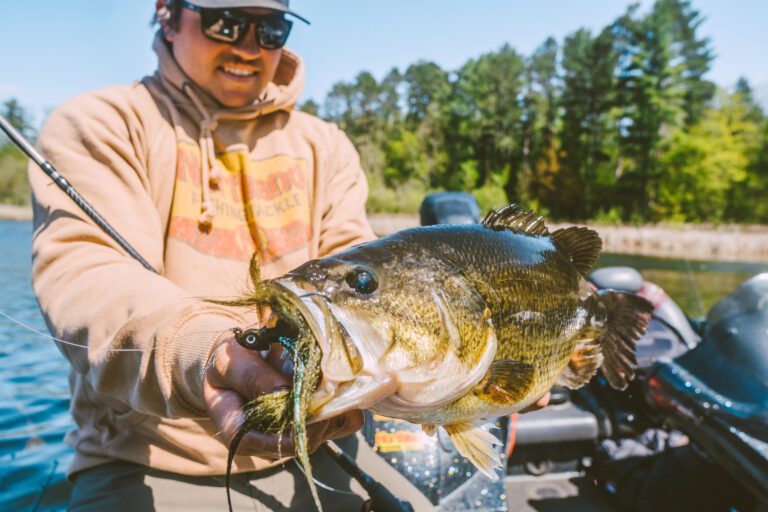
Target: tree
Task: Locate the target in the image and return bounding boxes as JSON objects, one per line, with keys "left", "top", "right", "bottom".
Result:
{"left": 403, "top": 61, "right": 450, "bottom": 129}
{"left": 520, "top": 37, "right": 560, "bottom": 208}
{"left": 734, "top": 77, "right": 766, "bottom": 124}
{"left": 450, "top": 44, "right": 525, "bottom": 193}
{"left": 657, "top": 90, "right": 759, "bottom": 222}
{"left": 1, "top": 98, "right": 36, "bottom": 141}
{"left": 613, "top": 4, "right": 686, "bottom": 220}
{"left": 557, "top": 28, "right": 618, "bottom": 219}
{"left": 0, "top": 98, "right": 34, "bottom": 205}
{"left": 654, "top": 0, "right": 715, "bottom": 126}
{"left": 298, "top": 99, "right": 319, "bottom": 116}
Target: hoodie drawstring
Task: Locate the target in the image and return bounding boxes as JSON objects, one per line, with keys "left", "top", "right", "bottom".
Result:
{"left": 153, "top": 77, "right": 278, "bottom": 230}
{"left": 183, "top": 82, "right": 223, "bottom": 228}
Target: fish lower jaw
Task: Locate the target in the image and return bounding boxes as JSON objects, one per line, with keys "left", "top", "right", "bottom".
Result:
{"left": 308, "top": 374, "right": 398, "bottom": 423}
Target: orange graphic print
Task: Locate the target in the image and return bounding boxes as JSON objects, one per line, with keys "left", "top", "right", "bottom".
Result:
{"left": 168, "top": 142, "right": 311, "bottom": 263}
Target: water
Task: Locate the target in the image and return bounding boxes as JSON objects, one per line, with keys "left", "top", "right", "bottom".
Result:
{"left": 0, "top": 220, "right": 766, "bottom": 511}
{"left": 596, "top": 253, "right": 768, "bottom": 319}
{"left": 0, "top": 221, "right": 73, "bottom": 511}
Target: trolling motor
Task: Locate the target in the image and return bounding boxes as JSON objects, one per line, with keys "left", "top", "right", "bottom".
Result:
{"left": 1, "top": 114, "right": 414, "bottom": 512}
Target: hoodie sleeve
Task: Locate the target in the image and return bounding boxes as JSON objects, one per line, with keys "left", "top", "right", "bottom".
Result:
{"left": 316, "top": 126, "right": 377, "bottom": 257}
{"left": 29, "top": 90, "right": 256, "bottom": 419}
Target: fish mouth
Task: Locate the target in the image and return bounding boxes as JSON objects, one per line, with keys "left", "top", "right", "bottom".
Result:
{"left": 273, "top": 278, "right": 396, "bottom": 423}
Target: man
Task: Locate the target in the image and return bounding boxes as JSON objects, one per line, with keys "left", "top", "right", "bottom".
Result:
{"left": 30, "top": 1, "right": 547, "bottom": 510}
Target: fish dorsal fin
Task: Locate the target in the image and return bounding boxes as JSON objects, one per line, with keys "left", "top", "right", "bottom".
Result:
{"left": 551, "top": 226, "right": 602, "bottom": 276}
{"left": 481, "top": 204, "right": 550, "bottom": 236}
{"left": 474, "top": 359, "right": 535, "bottom": 405}
{"left": 597, "top": 290, "right": 653, "bottom": 390}
{"left": 443, "top": 421, "right": 503, "bottom": 481}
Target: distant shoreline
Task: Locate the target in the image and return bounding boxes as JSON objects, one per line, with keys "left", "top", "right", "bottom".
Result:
{"left": 369, "top": 214, "right": 768, "bottom": 264}
{"left": 3, "top": 206, "right": 766, "bottom": 264}
{"left": 0, "top": 204, "right": 32, "bottom": 221}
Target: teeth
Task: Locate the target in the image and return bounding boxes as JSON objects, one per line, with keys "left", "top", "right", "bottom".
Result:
{"left": 222, "top": 66, "right": 256, "bottom": 77}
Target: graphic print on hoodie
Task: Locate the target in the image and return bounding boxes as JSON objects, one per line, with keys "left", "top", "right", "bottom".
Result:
{"left": 169, "top": 140, "right": 311, "bottom": 264}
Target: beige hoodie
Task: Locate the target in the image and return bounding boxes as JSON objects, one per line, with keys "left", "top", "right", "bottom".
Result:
{"left": 29, "top": 33, "right": 376, "bottom": 477}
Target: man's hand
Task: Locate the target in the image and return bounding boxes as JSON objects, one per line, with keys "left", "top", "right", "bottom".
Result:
{"left": 203, "top": 336, "right": 363, "bottom": 461}
{"left": 520, "top": 392, "right": 551, "bottom": 413}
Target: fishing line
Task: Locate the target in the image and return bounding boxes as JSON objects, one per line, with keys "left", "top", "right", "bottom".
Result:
{"left": 683, "top": 258, "right": 705, "bottom": 318}
{"left": 0, "top": 311, "right": 151, "bottom": 352}
{"left": 0, "top": 310, "right": 241, "bottom": 354}
{"left": 291, "top": 458, "right": 358, "bottom": 496}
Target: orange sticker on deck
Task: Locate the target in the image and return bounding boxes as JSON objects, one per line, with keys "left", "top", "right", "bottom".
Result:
{"left": 168, "top": 142, "right": 311, "bottom": 263}
{"left": 371, "top": 414, "right": 405, "bottom": 423}
{"left": 374, "top": 430, "right": 428, "bottom": 453}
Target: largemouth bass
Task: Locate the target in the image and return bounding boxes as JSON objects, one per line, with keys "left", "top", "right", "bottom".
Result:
{"left": 223, "top": 204, "right": 652, "bottom": 511}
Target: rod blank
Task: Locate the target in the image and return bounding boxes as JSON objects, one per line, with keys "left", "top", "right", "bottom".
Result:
{"left": 0, "top": 114, "right": 157, "bottom": 273}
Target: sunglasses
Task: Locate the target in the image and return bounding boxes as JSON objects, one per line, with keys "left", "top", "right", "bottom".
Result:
{"left": 180, "top": 1, "right": 293, "bottom": 50}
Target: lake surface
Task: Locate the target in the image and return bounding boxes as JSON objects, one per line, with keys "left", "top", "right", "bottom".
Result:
{"left": 1, "top": 220, "right": 766, "bottom": 511}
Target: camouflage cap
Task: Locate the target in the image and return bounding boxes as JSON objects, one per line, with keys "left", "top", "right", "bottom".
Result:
{"left": 186, "top": 0, "right": 309, "bottom": 24}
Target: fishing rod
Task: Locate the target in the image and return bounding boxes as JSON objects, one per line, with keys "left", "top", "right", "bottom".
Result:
{"left": 1, "top": 113, "right": 413, "bottom": 511}
{"left": 0, "top": 114, "right": 156, "bottom": 273}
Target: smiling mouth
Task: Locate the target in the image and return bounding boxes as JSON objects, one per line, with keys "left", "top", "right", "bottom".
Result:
{"left": 220, "top": 64, "right": 258, "bottom": 78}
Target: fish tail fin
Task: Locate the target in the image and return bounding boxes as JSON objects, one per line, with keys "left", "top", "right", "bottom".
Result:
{"left": 444, "top": 421, "right": 503, "bottom": 482}
{"left": 598, "top": 290, "right": 654, "bottom": 390}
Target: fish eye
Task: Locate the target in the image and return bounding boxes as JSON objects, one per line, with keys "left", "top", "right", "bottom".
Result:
{"left": 345, "top": 267, "right": 378, "bottom": 295}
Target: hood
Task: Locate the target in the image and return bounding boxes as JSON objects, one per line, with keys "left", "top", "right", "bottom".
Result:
{"left": 147, "top": 31, "right": 306, "bottom": 226}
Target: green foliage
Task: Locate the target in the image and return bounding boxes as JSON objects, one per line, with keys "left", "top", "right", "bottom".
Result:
{"left": 313, "top": 0, "right": 768, "bottom": 226}
{"left": 472, "top": 173, "right": 509, "bottom": 213}
{"left": 365, "top": 174, "right": 430, "bottom": 214}
{"left": 557, "top": 27, "right": 618, "bottom": 219}
{"left": 310, "top": 0, "right": 768, "bottom": 223}
{"left": 592, "top": 207, "right": 625, "bottom": 225}
{"left": 298, "top": 99, "right": 319, "bottom": 116}
{"left": 657, "top": 91, "right": 759, "bottom": 222}
{"left": 0, "top": 98, "right": 35, "bottom": 206}
{"left": 0, "top": 145, "right": 31, "bottom": 205}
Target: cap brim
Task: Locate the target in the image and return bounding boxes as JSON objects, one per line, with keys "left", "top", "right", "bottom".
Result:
{"left": 188, "top": 0, "right": 310, "bottom": 24}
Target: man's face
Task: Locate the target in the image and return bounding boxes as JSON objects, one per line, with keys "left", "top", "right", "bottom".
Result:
{"left": 165, "top": 6, "right": 283, "bottom": 108}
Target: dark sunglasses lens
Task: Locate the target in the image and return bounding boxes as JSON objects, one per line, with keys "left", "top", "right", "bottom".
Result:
{"left": 257, "top": 18, "right": 292, "bottom": 49}
{"left": 200, "top": 10, "right": 246, "bottom": 43}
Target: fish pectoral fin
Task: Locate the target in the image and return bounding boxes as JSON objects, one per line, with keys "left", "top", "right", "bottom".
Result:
{"left": 598, "top": 290, "right": 653, "bottom": 390}
{"left": 556, "top": 341, "right": 603, "bottom": 389}
{"left": 444, "top": 421, "right": 503, "bottom": 482}
{"left": 474, "top": 359, "right": 535, "bottom": 405}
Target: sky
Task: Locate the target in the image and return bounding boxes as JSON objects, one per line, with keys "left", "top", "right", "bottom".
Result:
{"left": 1, "top": 0, "right": 767, "bottom": 128}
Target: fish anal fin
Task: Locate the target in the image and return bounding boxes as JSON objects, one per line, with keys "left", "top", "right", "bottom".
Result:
{"left": 481, "top": 204, "right": 550, "bottom": 236}
{"left": 598, "top": 290, "right": 653, "bottom": 390}
{"left": 444, "top": 421, "right": 503, "bottom": 482}
{"left": 556, "top": 340, "right": 604, "bottom": 389}
{"left": 475, "top": 359, "right": 535, "bottom": 405}
{"left": 552, "top": 226, "right": 602, "bottom": 276}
